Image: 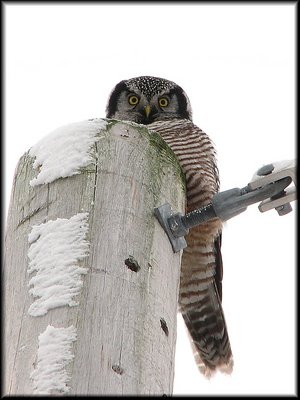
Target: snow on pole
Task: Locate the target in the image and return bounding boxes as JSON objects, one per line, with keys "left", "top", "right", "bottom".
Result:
{"left": 4, "top": 119, "right": 185, "bottom": 395}
{"left": 29, "top": 119, "right": 107, "bottom": 186}
{"left": 27, "top": 213, "right": 89, "bottom": 317}
{"left": 31, "top": 325, "right": 77, "bottom": 395}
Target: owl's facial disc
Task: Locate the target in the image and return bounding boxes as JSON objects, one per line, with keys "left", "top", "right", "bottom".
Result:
{"left": 114, "top": 91, "right": 164, "bottom": 124}
{"left": 119, "top": 91, "right": 160, "bottom": 123}
{"left": 106, "top": 76, "right": 193, "bottom": 123}
{"left": 124, "top": 92, "right": 179, "bottom": 124}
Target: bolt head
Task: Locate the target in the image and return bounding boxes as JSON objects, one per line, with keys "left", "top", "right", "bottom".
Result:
{"left": 257, "top": 163, "right": 275, "bottom": 176}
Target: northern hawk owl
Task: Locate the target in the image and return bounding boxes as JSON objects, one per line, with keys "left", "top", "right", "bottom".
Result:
{"left": 106, "top": 76, "right": 233, "bottom": 378}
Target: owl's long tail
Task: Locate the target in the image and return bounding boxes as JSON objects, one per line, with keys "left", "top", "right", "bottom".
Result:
{"left": 179, "top": 228, "right": 233, "bottom": 378}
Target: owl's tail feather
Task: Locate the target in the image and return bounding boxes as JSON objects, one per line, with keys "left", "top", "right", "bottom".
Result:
{"left": 181, "top": 282, "right": 233, "bottom": 379}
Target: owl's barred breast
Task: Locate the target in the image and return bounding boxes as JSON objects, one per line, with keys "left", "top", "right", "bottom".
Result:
{"left": 148, "top": 118, "right": 233, "bottom": 377}
{"left": 148, "top": 119, "right": 220, "bottom": 212}
{"left": 148, "top": 118, "right": 223, "bottom": 287}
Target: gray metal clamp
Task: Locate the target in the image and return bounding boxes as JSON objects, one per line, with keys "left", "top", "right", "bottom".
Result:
{"left": 154, "top": 159, "right": 297, "bottom": 253}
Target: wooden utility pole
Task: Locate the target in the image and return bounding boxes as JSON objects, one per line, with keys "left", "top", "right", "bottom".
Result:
{"left": 4, "top": 120, "right": 186, "bottom": 395}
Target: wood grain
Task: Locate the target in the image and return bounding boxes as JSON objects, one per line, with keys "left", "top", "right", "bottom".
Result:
{"left": 4, "top": 120, "right": 186, "bottom": 395}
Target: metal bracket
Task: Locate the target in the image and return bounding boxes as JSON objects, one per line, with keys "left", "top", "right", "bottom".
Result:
{"left": 154, "top": 159, "right": 296, "bottom": 253}
{"left": 154, "top": 203, "right": 187, "bottom": 252}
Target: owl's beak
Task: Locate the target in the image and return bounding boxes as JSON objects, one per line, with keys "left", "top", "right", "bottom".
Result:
{"left": 144, "top": 105, "right": 152, "bottom": 119}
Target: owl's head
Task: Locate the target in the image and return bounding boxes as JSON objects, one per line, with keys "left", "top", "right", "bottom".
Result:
{"left": 106, "top": 76, "right": 192, "bottom": 124}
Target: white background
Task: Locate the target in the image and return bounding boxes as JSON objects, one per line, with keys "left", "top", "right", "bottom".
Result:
{"left": 4, "top": 3, "right": 296, "bottom": 396}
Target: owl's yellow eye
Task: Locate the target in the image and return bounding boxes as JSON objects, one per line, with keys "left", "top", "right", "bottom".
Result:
{"left": 128, "top": 95, "right": 139, "bottom": 106}
{"left": 159, "top": 97, "right": 169, "bottom": 108}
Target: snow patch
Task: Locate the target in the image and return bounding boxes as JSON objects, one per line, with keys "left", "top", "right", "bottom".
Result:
{"left": 31, "top": 325, "right": 77, "bottom": 394}
{"left": 29, "top": 118, "right": 107, "bottom": 186}
{"left": 27, "top": 213, "right": 89, "bottom": 317}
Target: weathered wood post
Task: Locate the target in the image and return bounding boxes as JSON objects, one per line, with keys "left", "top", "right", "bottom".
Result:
{"left": 4, "top": 119, "right": 186, "bottom": 395}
